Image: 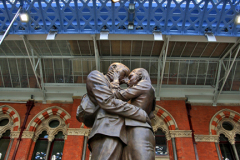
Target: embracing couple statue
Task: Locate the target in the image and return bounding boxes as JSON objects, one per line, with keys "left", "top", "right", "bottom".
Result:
{"left": 76, "top": 62, "right": 156, "bottom": 160}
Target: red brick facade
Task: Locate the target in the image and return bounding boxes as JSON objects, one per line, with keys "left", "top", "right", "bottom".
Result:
{"left": 0, "top": 100, "right": 240, "bottom": 160}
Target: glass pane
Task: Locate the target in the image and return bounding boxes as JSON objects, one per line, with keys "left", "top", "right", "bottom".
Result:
{"left": 155, "top": 129, "right": 165, "bottom": 136}
{"left": 55, "top": 132, "right": 64, "bottom": 139}
{"left": 235, "top": 134, "right": 240, "bottom": 141}
{"left": 219, "top": 143, "right": 234, "bottom": 160}
{"left": 0, "top": 138, "right": 10, "bottom": 160}
{"left": 220, "top": 134, "right": 229, "bottom": 142}
{"left": 31, "top": 140, "right": 48, "bottom": 160}
{"left": 220, "top": 134, "right": 234, "bottom": 160}
{"left": 49, "top": 120, "right": 60, "bottom": 128}
{"left": 38, "top": 131, "right": 48, "bottom": 139}
{"left": 50, "top": 141, "right": 64, "bottom": 160}
{"left": 0, "top": 119, "right": 9, "bottom": 126}
{"left": 2, "top": 130, "right": 10, "bottom": 137}
{"left": 155, "top": 129, "right": 168, "bottom": 156}
{"left": 222, "top": 122, "right": 233, "bottom": 131}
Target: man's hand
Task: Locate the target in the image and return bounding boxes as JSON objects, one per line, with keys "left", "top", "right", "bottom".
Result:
{"left": 112, "top": 71, "right": 119, "bottom": 83}
{"left": 111, "top": 72, "right": 120, "bottom": 89}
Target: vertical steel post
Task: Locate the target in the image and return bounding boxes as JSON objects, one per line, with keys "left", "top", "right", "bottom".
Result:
{"left": 92, "top": 35, "right": 100, "bottom": 70}
{"left": 213, "top": 60, "right": 222, "bottom": 106}
{"left": 159, "top": 36, "right": 170, "bottom": 97}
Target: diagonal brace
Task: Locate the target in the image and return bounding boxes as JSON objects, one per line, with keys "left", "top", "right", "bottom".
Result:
{"left": 21, "top": 35, "right": 42, "bottom": 90}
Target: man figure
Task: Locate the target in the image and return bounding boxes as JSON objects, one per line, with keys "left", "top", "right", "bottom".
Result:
{"left": 85, "top": 63, "right": 150, "bottom": 160}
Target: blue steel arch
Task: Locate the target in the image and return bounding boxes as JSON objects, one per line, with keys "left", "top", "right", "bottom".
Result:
{"left": 0, "top": 0, "right": 239, "bottom": 36}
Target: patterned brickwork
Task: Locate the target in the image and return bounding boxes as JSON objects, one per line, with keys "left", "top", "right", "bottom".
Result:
{"left": 28, "top": 107, "right": 71, "bottom": 132}
{"left": 156, "top": 106, "right": 177, "bottom": 130}
{"left": 210, "top": 109, "right": 240, "bottom": 135}
{"left": 0, "top": 105, "right": 20, "bottom": 131}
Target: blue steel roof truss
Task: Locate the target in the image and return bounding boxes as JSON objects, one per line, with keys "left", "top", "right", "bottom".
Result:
{"left": 0, "top": 0, "right": 240, "bottom": 36}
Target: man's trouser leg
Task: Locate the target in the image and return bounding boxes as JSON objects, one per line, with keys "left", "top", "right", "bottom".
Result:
{"left": 89, "top": 134, "right": 123, "bottom": 160}
{"left": 122, "top": 127, "right": 155, "bottom": 160}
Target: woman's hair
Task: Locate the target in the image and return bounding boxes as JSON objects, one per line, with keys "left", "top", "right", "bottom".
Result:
{"left": 133, "top": 68, "right": 151, "bottom": 83}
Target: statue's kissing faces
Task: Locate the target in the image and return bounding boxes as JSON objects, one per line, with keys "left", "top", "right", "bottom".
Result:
{"left": 128, "top": 72, "right": 140, "bottom": 87}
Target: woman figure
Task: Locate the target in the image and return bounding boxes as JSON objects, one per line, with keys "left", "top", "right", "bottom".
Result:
{"left": 112, "top": 68, "right": 156, "bottom": 160}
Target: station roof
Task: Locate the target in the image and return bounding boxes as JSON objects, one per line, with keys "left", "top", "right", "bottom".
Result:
{"left": 0, "top": 0, "right": 239, "bottom": 105}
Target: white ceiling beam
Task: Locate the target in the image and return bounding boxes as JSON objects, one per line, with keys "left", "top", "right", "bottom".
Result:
{"left": 1, "top": 56, "right": 240, "bottom": 62}
{"left": 4, "top": 34, "right": 239, "bottom": 43}
{"left": 0, "top": 84, "right": 239, "bottom": 105}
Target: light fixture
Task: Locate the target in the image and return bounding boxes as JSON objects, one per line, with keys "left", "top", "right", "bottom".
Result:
{"left": 111, "top": 0, "right": 120, "bottom": 2}
{"left": 100, "top": 25, "right": 109, "bottom": 40}
{"left": 205, "top": 33, "right": 216, "bottom": 42}
{"left": 100, "top": 31, "right": 109, "bottom": 40}
{"left": 129, "top": 3, "right": 135, "bottom": 10}
{"left": 153, "top": 32, "right": 163, "bottom": 41}
{"left": 19, "top": 12, "right": 29, "bottom": 22}
{"left": 235, "top": 15, "right": 240, "bottom": 24}
{"left": 46, "top": 31, "right": 58, "bottom": 40}
{"left": 128, "top": 23, "right": 134, "bottom": 30}
{"left": 128, "top": 2, "right": 135, "bottom": 30}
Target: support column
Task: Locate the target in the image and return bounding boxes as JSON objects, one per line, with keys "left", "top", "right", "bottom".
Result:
{"left": 45, "top": 141, "right": 52, "bottom": 160}
{"left": 82, "top": 136, "right": 88, "bottom": 160}
{"left": 171, "top": 138, "right": 178, "bottom": 160}
{"left": 215, "top": 142, "right": 222, "bottom": 160}
{"left": 232, "top": 144, "right": 239, "bottom": 160}
{"left": 5, "top": 139, "right": 14, "bottom": 160}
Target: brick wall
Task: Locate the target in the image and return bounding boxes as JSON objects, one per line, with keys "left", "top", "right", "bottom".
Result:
{"left": 196, "top": 142, "right": 219, "bottom": 160}
{"left": 1, "top": 101, "right": 240, "bottom": 160}
{"left": 191, "top": 105, "right": 240, "bottom": 135}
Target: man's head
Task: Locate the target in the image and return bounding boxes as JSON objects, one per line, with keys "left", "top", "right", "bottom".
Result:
{"left": 107, "top": 62, "right": 130, "bottom": 84}
{"left": 128, "top": 68, "right": 151, "bottom": 87}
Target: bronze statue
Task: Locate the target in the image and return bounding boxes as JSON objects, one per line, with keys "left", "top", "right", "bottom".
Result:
{"left": 112, "top": 68, "right": 156, "bottom": 160}
{"left": 76, "top": 63, "right": 155, "bottom": 160}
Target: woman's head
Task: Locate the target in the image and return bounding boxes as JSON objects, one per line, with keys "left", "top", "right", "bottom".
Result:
{"left": 128, "top": 68, "right": 151, "bottom": 87}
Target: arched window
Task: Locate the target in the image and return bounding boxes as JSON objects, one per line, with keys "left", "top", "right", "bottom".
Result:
{"left": 155, "top": 129, "right": 168, "bottom": 156}
{"left": 210, "top": 109, "right": 240, "bottom": 160}
{"left": 32, "top": 131, "right": 49, "bottom": 160}
{"left": 219, "top": 134, "right": 235, "bottom": 160}
{"left": 215, "top": 120, "right": 240, "bottom": 160}
{"left": 0, "top": 130, "right": 10, "bottom": 160}
{"left": 32, "top": 131, "right": 65, "bottom": 160}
